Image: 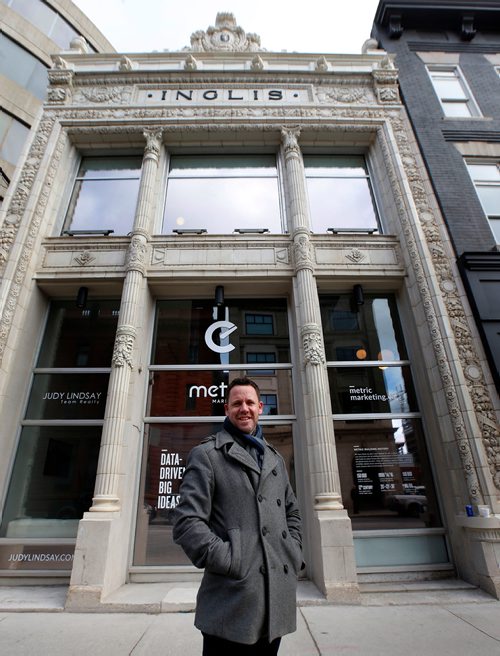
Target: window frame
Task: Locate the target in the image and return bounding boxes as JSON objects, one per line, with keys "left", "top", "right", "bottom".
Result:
{"left": 426, "top": 65, "right": 480, "bottom": 118}
{"left": 466, "top": 160, "right": 500, "bottom": 244}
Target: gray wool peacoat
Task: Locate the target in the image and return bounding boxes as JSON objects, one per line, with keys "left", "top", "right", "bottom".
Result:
{"left": 173, "top": 428, "right": 303, "bottom": 645}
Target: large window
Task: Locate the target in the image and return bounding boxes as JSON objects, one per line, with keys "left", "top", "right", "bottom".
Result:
{"left": 304, "top": 155, "right": 379, "bottom": 233}
{"left": 0, "top": 33, "right": 48, "bottom": 100}
{"left": 162, "top": 155, "right": 283, "bottom": 234}
{"left": 63, "top": 156, "right": 142, "bottom": 236}
{"left": 466, "top": 162, "right": 500, "bottom": 243}
{"left": 320, "top": 294, "right": 442, "bottom": 537}
{"left": 0, "top": 300, "right": 119, "bottom": 540}
{"left": 427, "top": 66, "right": 480, "bottom": 118}
{"left": 134, "top": 298, "right": 294, "bottom": 566}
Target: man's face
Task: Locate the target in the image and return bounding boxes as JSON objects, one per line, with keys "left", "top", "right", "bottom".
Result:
{"left": 225, "top": 385, "right": 263, "bottom": 434}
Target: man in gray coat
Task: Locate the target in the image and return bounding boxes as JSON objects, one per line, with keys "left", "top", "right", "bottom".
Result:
{"left": 173, "top": 376, "right": 302, "bottom": 655}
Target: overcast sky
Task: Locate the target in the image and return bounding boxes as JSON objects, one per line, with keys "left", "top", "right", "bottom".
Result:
{"left": 73, "top": 0, "right": 381, "bottom": 54}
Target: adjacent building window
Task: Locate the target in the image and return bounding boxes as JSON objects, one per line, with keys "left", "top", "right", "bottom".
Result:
{"left": 320, "top": 293, "right": 442, "bottom": 535}
{"left": 0, "top": 108, "right": 30, "bottom": 167}
{"left": 427, "top": 66, "right": 480, "bottom": 118}
{"left": 162, "top": 154, "right": 283, "bottom": 234}
{"left": 3, "top": 0, "right": 95, "bottom": 50}
{"left": 304, "top": 155, "right": 379, "bottom": 233}
{"left": 63, "top": 156, "right": 142, "bottom": 235}
{"left": 466, "top": 162, "right": 500, "bottom": 243}
{"left": 0, "top": 300, "right": 119, "bottom": 539}
{"left": 0, "top": 33, "right": 48, "bottom": 100}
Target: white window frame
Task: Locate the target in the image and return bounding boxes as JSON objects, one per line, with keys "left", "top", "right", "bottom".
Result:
{"left": 466, "top": 160, "right": 500, "bottom": 244}
{"left": 426, "top": 65, "right": 480, "bottom": 118}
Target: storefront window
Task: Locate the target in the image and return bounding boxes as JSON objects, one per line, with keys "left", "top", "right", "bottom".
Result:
{"left": 63, "top": 157, "right": 142, "bottom": 235}
{"left": 320, "top": 293, "right": 442, "bottom": 533}
{"left": 134, "top": 423, "right": 295, "bottom": 566}
{"left": 135, "top": 297, "right": 294, "bottom": 566}
{"left": 0, "top": 300, "right": 119, "bottom": 540}
{"left": 304, "top": 155, "right": 379, "bottom": 233}
{"left": 162, "top": 155, "right": 283, "bottom": 234}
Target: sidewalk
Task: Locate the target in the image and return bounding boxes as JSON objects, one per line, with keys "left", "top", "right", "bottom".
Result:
{"left": 0, "top": 583, "right": 499, "bottom": 655}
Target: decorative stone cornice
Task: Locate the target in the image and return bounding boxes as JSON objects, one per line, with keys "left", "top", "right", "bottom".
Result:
{"left": 188, "top": 13, "right": 262, "bottom": 52}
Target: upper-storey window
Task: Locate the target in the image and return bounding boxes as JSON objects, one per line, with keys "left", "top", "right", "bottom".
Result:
{"left": 426, "top": 66, "right": 480, "bottom": 118}
{"left": 0, "top": 33, "right": 47, "bottom": 100}
{"left": 162, "top": 155, "right": 283, "bottom": 234}
{"left": 466, "top": 162, "right": 500, "bottom": 243}
{"left": 63, "top": 156, "right": 142, "bottom": 236}
{"left": 2, "top": 0, "right": 96, "bottom": 51}
{"left": 304, "top": 155, "right": 379, "bottom": 234}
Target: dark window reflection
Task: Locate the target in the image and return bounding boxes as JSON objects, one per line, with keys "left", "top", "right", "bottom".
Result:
{"left": 0, "top": 427, "right": 101, "bottom": 538}
{"left": 335, "top": 419, "right": 441, "bottom": 530}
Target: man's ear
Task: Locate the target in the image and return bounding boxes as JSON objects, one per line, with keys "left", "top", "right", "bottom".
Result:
{"left": 224, "top": 403, "right": 229, "bottom": 415}
{"left": 258, "top": 401, "right": 264, "bottom": 415}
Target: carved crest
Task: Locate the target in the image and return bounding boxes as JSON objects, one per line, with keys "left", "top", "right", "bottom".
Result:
{"left": 189, "top": 13, "right": 262, "bottom": 52}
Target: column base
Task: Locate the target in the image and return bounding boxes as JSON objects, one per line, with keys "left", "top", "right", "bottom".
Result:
{"left": 89, "top": 495, "right": 121, "bottom": 512}
{"left": 309, "top": 509, "right": 361, "bottom": 604}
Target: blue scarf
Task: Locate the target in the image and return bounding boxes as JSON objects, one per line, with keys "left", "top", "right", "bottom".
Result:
{"left": 223, "top": 417, "right": 265, "bottom": 467}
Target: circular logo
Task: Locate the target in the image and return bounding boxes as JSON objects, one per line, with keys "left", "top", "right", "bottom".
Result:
{"left": 204, "top": 320, "right": 237, "bottom": 354}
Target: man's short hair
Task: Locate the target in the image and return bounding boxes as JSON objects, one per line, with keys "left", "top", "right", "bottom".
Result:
{"left": 225, "top": 377, "right": 261, "bottom": 402}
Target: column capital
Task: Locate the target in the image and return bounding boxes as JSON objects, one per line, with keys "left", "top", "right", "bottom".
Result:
{"left": 281, "top": 126, "right": 301, "bottom": 157}
{"left": 143, "top": 128, "right": 163, "bottom": 160}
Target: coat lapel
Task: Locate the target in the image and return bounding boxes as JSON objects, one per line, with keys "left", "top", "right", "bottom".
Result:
{"left": 215, "top": 429, "right": 261, "bottom": 475}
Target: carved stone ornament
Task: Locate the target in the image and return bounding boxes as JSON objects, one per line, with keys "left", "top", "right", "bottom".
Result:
{"left": 188, "top": 13, "right": 262, "bottom": 52}
{"left": 51, "top": 55, "right": 68, "bottom": 70}
{"left": 77, "top": 86, "right": 131, "bottom": 104}
{"left": 293, "top": 234, "right": 314, "bottom": 272}
{"left": 112, "top": 326, "right": 136, "bottom": 369}
{"left": 184, "top": 54, "right": 198, "bottom": 71}
{"left": 281, "top": 127, "right": 301, "bottom": 156}
{"left": 250, "top": 55, "right": 264, "bottom": 72}
{"left": 346, "top": 248, "right": 366, "bottom": 263}
{"left": 74, "top": 251, "right": 96, "bottom": 266}
{"left": 302, "top": 324, "right": 325, "bottom": 366}
{"left": 118, "top": 56, "right": 133, "bottom": 72}
{"left": 315, "top": 56, "right": 329, "bottom": 72}
{"left": 143, "top": 129, "right": 162, "bottom": 160}
{"left": 47, "top": 88, "right": 67, "bottom": 104}
{"left": 126, "top": 235, "right": 148, "bottom": 273}
{"left": 316, "top": 87, "right": 371, "bottom": 105}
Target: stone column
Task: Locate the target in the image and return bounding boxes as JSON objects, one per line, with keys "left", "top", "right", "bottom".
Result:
{"left": 281, "top": 127, "right": 359, "bottom": 602}
{"left": 68, "top": 129, "right": 162, "bottom": 608}
{"left": 90, "top": 129, "right": 162, "bottom": 512}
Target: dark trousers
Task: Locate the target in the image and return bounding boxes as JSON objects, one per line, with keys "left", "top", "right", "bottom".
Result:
{"left": 202, "top": 633, "right": 281, "bottom": 655}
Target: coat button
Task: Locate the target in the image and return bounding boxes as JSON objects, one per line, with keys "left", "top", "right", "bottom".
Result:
{"left": 284, "top": 564, "right": 289, "bottom": 574}
{"left": 272, "top": 469, "right": 278, "bottom": 476}
{"left": 282, "top": 530, "right": 287, "bottom": 539}
{"left": 276, "top": 498, "right": 282, "bottom": 506}
{"left": 258, "top": 494, "right": 263, "bottom": 502}
{"left": 260, "top": 565, "right": 266, "bottom": 575}
{"left": 262, "top": 526, "right": 268, "bottom": 536}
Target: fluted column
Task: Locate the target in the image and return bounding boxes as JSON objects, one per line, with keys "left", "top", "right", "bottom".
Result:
{"left": 90, "top": 129, "right": 162, "bottom": 512}
{"left": 282, "top": 127, "right": 342, "bottom": 511}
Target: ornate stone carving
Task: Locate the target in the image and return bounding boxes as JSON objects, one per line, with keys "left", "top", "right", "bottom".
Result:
{"left": 281, "top": 127, "right": 301, "bottom": 156}
{"left": 143, "top": 128, "right": 162, "bottom": 160}
{"left": 293, "top": 233, "right": 314, "bottom": 272}
{"left": 74, "top": 251, "right": 96, "bottom": 266}
{"left": 118, "top": 56, "right": 133, "bottom": 72}
{"left": 112, "top": 326, "right": 136, "bottom": 369}
{"left": 184, "top": 54, "right": 197, "bottom": 71}
{"left": 346, "top": 248, "right": 366, "bottom": 263}
{"left": 302, "top": 323, "right": 325, "bottom": 366}
{"left": 126, "top": 235, "right": 147, "bottom": 274}
{"left": 47, "top": 88, "right": 67, "bottom": 104}
{"left": 51, "top": 55, "right": 68, "bottom": 70}
{"left": 316, "top": 87, "right": 371, "bottom": 104}
{"left": 69, "top": 36, "right": 90, "bottom": 53}
{"left": 315, "top": 56, "right": 328, "bottom": 72}
{"left": 250, "top": 55, "right": 264, "bottom": 71}
{"left": 189, "top": 13, "right": 262, "bottom": 52}
{"left": 76, "top": 86, "right": 131, "bottom": 104}
{"left": 383, "top": 116, "right": 500, "bottom": 496}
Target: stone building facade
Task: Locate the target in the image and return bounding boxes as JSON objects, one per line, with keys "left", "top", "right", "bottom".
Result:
{"left": 0, "top": 14, "right": 499, "bottom": 607}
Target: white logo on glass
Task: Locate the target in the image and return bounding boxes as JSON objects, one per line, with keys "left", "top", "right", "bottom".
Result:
{"left": 205, "top": 320, "right": 237, "bottom": 353}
